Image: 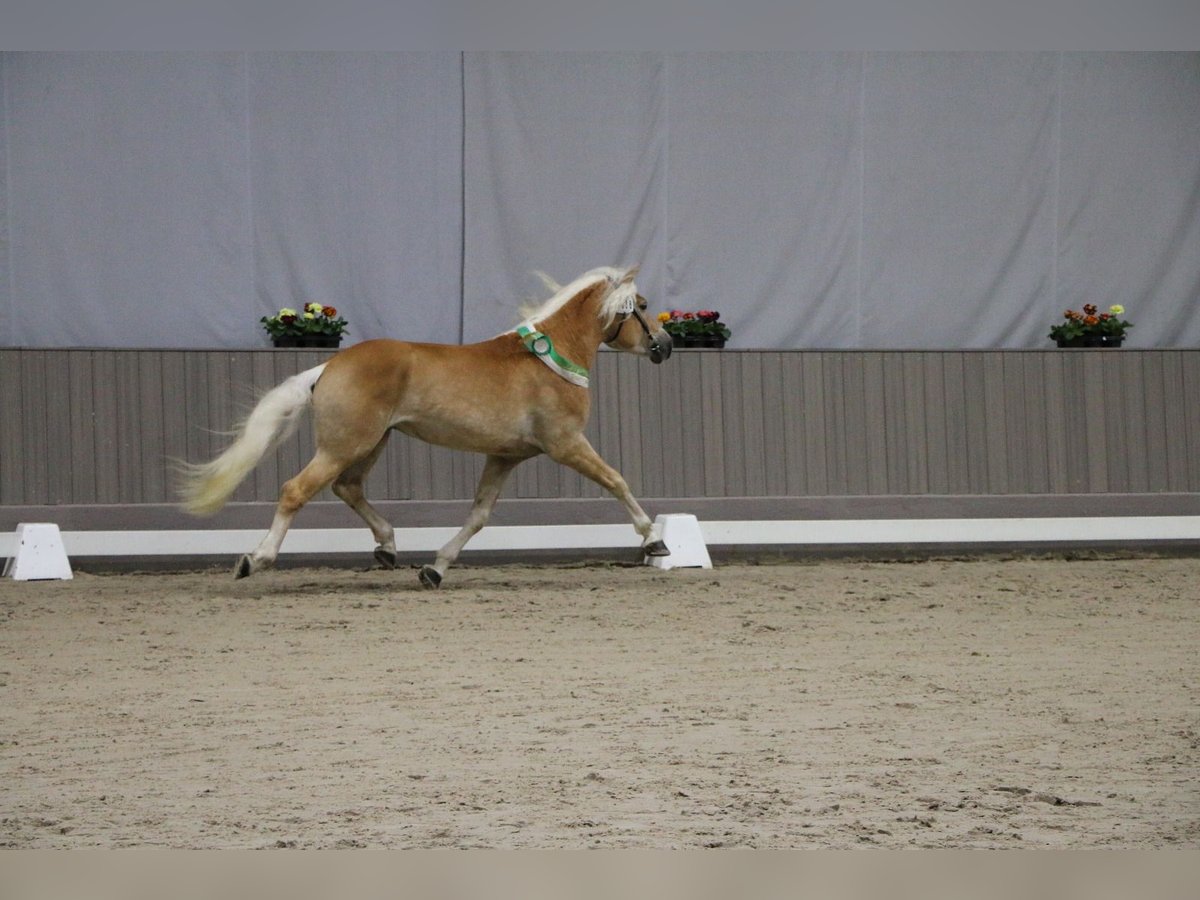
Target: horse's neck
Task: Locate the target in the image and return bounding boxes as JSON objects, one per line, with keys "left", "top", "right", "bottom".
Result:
{"left": 535, "top": 295, "right": 605, "bottom": 371}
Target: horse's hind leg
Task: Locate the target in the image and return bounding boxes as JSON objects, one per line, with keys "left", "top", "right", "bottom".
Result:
{"left": 419, "top": 454, "right": 522, "bottom": 588}
{"left": 330, "top": 435, "right": 397, "bottom": 568}
{"left": 235, "top": 450, "right": 345, "bottom": 578}
{"left": 546, "top": 435, "right": 669, "bottom": 557}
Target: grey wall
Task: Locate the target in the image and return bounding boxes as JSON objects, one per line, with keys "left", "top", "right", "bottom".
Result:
{"left": 2, "top": 52, "right": 1199, "bottom": 350}
{"left": 3, "top": 349, "right": 1199, "bottom": 521}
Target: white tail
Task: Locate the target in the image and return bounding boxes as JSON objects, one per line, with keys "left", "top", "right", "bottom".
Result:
{"left": 177, "top": 364, "right": 327, "bottom": 516}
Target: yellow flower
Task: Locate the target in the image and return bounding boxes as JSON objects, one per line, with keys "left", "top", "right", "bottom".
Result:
{"left": 306, "top": 302, "right": 323, "bottom": 314}
{"left": 657, "top": 312, "right": 670, "bottom": 323}
{"left": 1109, "top": 304, "right": 1125, "bottom": 315}
{"left": 278, "top": 307, "right": 297, "bottom": 318}
{"left": 303, "top": 312, "right": 316, "bottom": 320}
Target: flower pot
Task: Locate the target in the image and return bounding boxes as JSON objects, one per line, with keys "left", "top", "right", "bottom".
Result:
{"left": 673, "top": 336, "right": 727, "bottom": 349}
{"left": 1054, "top": 335, "right": 1123, "bottom": 348}
{"left": 272, "top": 335, "right": 342, "bottom": 349}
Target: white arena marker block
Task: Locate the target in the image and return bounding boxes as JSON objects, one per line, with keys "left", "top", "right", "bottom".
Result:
{"left": 3, "top": 523, "right": 74, "bottom": 581}
{"left": 648, "top": 514, "right": 712, "bottom": 570}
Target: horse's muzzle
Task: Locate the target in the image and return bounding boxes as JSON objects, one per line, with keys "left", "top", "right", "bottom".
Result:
{"left": 649, "top": 333, "right": 673, "bottom": 364}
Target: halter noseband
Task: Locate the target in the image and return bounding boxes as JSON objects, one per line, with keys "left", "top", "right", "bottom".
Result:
{"left": 603, "top": 305, "right": 654, "bottom": 345}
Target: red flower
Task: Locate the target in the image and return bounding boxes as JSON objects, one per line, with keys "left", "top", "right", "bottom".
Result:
{"left": 322, "top": 305, "right": 338, "bottom": 318}
{"left": 281, "top": 314, "right": 297, "bottom": 325}
{"left": 1083, "top": 303, "right": 1098, "bottom": 316}
{"left": 1084, "top": 315, "right": 1099, "bottom": 325}
{"left": 682, "top": 312, "right": 695, "bottom": 320}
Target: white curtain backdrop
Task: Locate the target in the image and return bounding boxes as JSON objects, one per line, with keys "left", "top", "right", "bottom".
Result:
{"left": 2, "top": 52, "right": 1198, "bottom": 349}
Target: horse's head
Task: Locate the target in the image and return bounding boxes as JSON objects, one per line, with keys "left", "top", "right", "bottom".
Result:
{"left": 601, "top": 266, "right": 673, "bottom": 364}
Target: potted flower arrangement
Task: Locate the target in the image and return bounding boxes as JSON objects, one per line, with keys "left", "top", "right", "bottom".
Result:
{"left": 261, "top": 303, "right": 348, "bottom": 348}
{"left": 658, "top": 309, "right": 732, "bottom": 348}
{"left": 1049, "top": 304, "right": 1131, "bottom": 348}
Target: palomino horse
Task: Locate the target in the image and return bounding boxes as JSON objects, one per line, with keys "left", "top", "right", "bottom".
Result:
{"left": 178, "top": 265, "right": 673, "bottom": 587}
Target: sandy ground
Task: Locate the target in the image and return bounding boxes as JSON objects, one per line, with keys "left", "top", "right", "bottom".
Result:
{"left": 1, "top": 555, "right": 1197, "bottom": 849}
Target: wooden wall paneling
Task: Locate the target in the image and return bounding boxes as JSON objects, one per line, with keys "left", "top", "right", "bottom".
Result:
{"left": 779, "top": 354, "right": 807, "bottom": 496}
{"left": 858, "top": 352, "right": 889, "bottom": 495}
{"left": 5, "top": 349, "right": 1200, "bottom": 510}
{"left": 650, "top": 350, "right": 683, "bottom": 499}
{"left": 921, "top": 353, "right": 950, "bottom": 494}
{"left": 431, "top": 446, "right": 465, "bottom": 500}
{"left": 627, "top": 355, "right": 663, "bottom": 499}
{"left": 18, "top": 351, "right": 49, "bottom": 504}
{"left": 0, "top": 352, "right": 25, "bottom": 504}
{"left": 614, "top": 355, "right": 646, "bottom": 497}
{"left": 901, "top": 353, "right": 930, "bottom": 494}
{"left": 158, "top": 352, "right": 190, "bottom": 507}
{"left": 1041, "top": 352, "right": 1071, "bottom": 494}
{"left": 1060, "top": 353, "right": 1092, "bottom": 492}
{"left": 980, "top": 353, "right": 1009, "bottom": 494}
{"left": 759, "top": 353, "right": 790, "bottom": 496}
{"left": 1100, "top": 352, "right": 1131, "bottom": 494}
{"left": 67, "top": 351, "right": 98, "bottom": 504}
{"left": 43, "top": 351, "right": 75, "bottom": 505}
{"left": 800, "top": 353, "right": 828, "bottom": 495}
{"left": 449, "top": 441, "right": 479, "bottom": 502}
{"left": 1182, "top": 352, "right": 1200, "bottom": 491}
{"left": 718, "top": 352, "right": 748, "bottom": 496}
{"left": 136, "top": 352, "right": 168, "bottom": 502}
{"left": 1001, "top": 353, "right": 1031, "bottom": 495}
{"left": 91, "top": 352, "right": 121, "bottom": 503}
{"left": 406, "top": 425, "right": 435, "bottom": 501}
{"left": 1081, "top": 351, "right": 1110, "bottom": 492}
{"left": 1118, "top": 352, "right": 1150, "bottom": 493}
{"left": 113, "top": 351, "right": 144, "bottom": 503}
{"left": 840, "top": 353, "right": 870, "bottom": 495}
{"left": 182, "top": 351, "right": 211, "bottom": 474}
{"left": 813, "top": 353, "right": 843, "bottom": 494}
{"left": 1161, "top": 352, "right": 1189, "bottom": 492}
{"left": 664, "top": 352, "right": 701, "bottom": 498}
{"left": 586, "top": 362, "right": 619, "bottom": 502}
{"left": 1017, "top": 352, "right": 1056, "bottom": 494}
{"left": 738, "top": 353, "right": 769, "bottom": 496}
{"left": 881, "top": 352, "right": 908, "bottom": 494}
{"left": 699, "top": 349, "right": 727, "bottom": 497}
{"left": 1108, "top": 352, "right": 1137, "bottom": 494}
{"left": 941, "top": 353, "right": 970, "bottom": 494}
{"left": 960, "top": 353, "right": 989, "bottom": 494}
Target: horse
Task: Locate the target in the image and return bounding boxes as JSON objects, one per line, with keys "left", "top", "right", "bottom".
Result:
{"left": 177, "top": 265, "right": 674, "bottom": 587}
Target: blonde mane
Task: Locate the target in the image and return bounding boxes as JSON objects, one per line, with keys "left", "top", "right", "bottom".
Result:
{"left": 517, "top": 266, "right": 638, "bottom": 330}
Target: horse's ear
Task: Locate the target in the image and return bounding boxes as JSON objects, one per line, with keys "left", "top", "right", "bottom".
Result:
{"left": 619, "top": 264, "right": 640, "bottom": 284}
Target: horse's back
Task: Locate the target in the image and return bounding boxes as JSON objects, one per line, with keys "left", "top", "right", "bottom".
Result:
{"left": 315, "top": 335, "right": 529, "bottom": 412}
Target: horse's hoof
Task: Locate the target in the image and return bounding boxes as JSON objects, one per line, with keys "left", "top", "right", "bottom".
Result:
{"left": 418, "top": 566, "right": 442, "bottom": 589}
{"left": 234, "top": 555, "right": 253, "bottom": 579}
{"left": 643, "top": 540, "right": 670, "bottom": 557}
{"left": 374, "top": 547, "right": 397, "bottom": 570}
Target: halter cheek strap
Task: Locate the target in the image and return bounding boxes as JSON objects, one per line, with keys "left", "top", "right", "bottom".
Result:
{"left": 517, "top": 325, "right": 590, "bottom": 388}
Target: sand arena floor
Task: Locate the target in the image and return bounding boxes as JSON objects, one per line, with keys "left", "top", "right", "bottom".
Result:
{"left": 1, "top": 556, "right": 1197, "bottom": 849}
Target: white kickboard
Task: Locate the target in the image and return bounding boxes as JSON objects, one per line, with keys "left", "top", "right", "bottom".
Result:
{"left": 647, "top": 513, "right": 712, "bottom": 570}
{"left": 3, "top": 523, "right": 74, "bottom": 581}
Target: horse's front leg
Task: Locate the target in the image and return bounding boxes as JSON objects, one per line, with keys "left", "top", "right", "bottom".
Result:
{"left": 419, "top": 454, "right": 523, "bottom": 588}
{"left": 545, "top": 435, "right": 669, "bottom": 558}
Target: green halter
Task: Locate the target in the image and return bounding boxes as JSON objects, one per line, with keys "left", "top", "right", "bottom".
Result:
{"left": 516, "top": 325, "right": 590, "bottom": 388}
